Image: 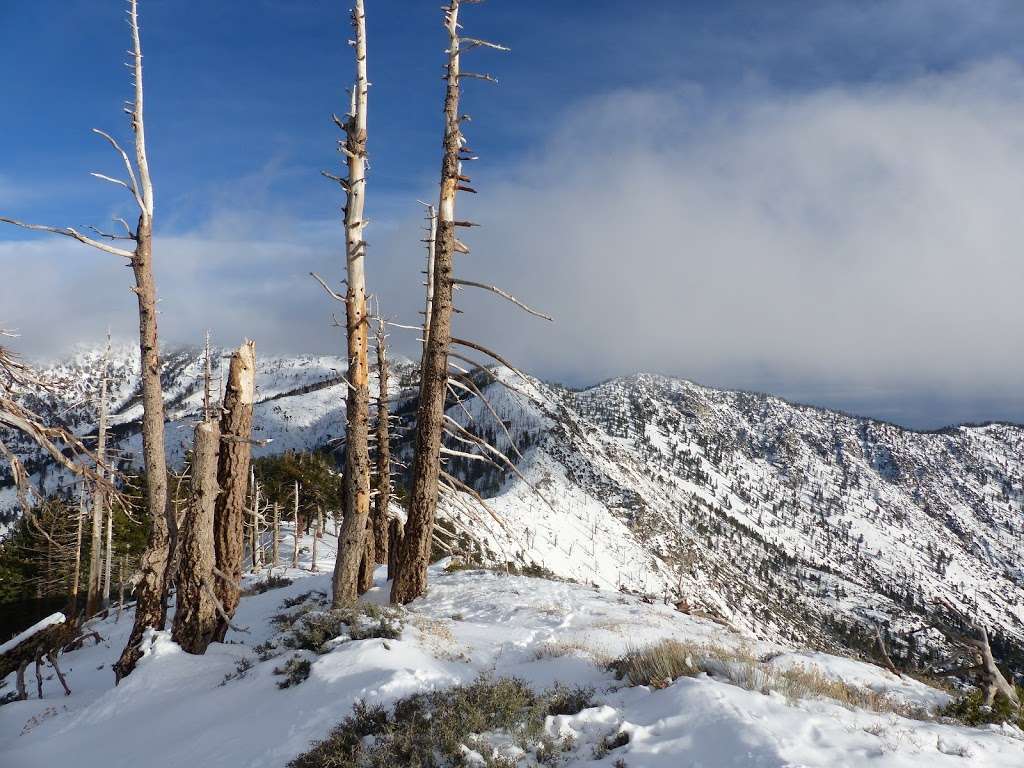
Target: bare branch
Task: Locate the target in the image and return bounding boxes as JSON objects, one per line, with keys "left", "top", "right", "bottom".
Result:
{"left": 90, "top": 128, "right": 144, "bottom": 211}
{"left": 450, "top": 337, "right": 532, "bottom": 388}
{"left": 458, "top": 37, "right": 510, "bottom": 53}
{"left": 0, "top": 217, "right": 134, "bottom": 259}
{"left": 309, "top": 272, "right": 348, "bottom": 304}
{"left": 453, "top": 279, "right": 552, "bottom": 321}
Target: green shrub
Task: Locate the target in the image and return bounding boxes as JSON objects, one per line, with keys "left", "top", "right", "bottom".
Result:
{"left": 288, "top": 676, "right": 594, "bottom": 768}
{"left": 220, "top": 656, "right": 255, "bottom": 686}
{"left": 243, "top": 574, "right": 294, "bottom": 596}
{"left": 274, "top": 655, "right": 312, "bottom": 689}
{"left": 282, "top": 604, "right": 403, "bottom": 653}
{"left": 443, "top": 557, "right": 573, "bottom": 584}
{"left": 940, "top": 686, "right": 1024, "bottom": 729}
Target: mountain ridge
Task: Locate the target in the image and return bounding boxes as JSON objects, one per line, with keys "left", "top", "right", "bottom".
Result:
{"left": 3, "top": 344, "right": 1023, "bottom": 670}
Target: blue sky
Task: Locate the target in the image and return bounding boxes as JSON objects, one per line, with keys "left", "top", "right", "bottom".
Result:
{"left": 3, "top": 1, "right": 1024, "bottom": 428}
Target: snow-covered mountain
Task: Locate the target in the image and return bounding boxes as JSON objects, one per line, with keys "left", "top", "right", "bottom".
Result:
{"left": 5, "top": 345, "right": 1024, "bottom": 664}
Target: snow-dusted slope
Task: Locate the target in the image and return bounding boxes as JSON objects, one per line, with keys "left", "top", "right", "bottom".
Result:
{"left": 429, "top": 370, "right": 1024, "bottom": 660}
{"left": 0, "top": 344, "right": 418, "bottom": 515}
{"left": 5, "top": 347, "right": 1024, "bottom": 662}
{"left": 2, "top": 529, "right": 1021, "bottom": 768}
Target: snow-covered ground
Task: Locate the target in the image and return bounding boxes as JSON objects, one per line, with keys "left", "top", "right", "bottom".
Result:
{"left": 2, "top": 527, "right": 1022, "bottom": 768}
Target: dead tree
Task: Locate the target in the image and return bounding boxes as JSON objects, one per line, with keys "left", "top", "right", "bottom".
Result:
{"left": 420, "top": 203, "right": 438, "bottom": 355}
{"left": 70, "top": 491, "right": 85, "bottom": 605}
{"left": 926, "top": 600, "right": 1021, "bottom": 709}
{"left": 391, "top": 0, "right": 514, "bottom": 604}
{"left": 171, "top": 421, "right": 220, "bottom": 654}
{"left": 0, "top": 0, "right": 174, "bottom": 681}
{"left": 0, "top": 341, "right": 120, "bottom": 538}
{"left": 85, "top": 336, "right": 111, "bottom": 618}
{"left": 311, "top": 507, "right": 321, "bottom": 573}
{"left": 0, "top": 615, "right": 84, "bottom": 701}
{"left": 372, "top": 315, "right": 391, "bottom": 562}
{"left": 272, "top": 502, "right": 280, "bottom": 568}
{"left": 330, "top": 0, "right": 373, "bottom": 607}
{"left": 292, "top": 480, "right": 301, "bottom": 569}
{"left": 212, "top": 340, "right": 256, "bottom": 642}
{"left": 102, "top": 496, "right": 115, "bottom": 609}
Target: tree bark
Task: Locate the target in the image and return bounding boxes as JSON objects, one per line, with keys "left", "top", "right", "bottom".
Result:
{"left": 212, "top": 340, "right": 255, "bottom": 643}
{"left": 387, "top": 518, "right": 403, "bottom": 582}
{"left": 332, "top": 0, "right": 373, "bottom": 607}
{"left": 171, "top": 421, "right": 220, "bottom": 654}
{"left": 391, "top": 0, "right": 464, "bottom": 604}
{"left": 358, "top": 522, "right": 375, "bottom": 593}
{"left": 115, "top": 0, "right": 170, "bottom": 682}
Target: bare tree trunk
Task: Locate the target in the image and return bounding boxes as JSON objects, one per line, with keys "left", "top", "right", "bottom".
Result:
{"left": 86, "top": 337, "right": 111, "bottom": 617}
{"left": 115, "top": 553, "right": 125, "bottom": 622}
{"left": 373, "top": 317, "right": 391, "bottom": 562}
{"left": 358, "top": 523, "right": 375, "bottom": 593}
{"left": 102, "top": 501, "right": 113, "bottom": 608}
{"left": 272, "top": 502, "right": 280, "bottom": 568}
{"left": 212, "top": 340, "right": 255, "bottom": 643}
{"left": 172, "top": 421, "right": 220, "bottom": 654}
{"left": 421, "top": 204, "right": 437, "bottom": 356}
{"left": 391, "top": 0, "right": 466, "bottom": 604}
{"left": 292, "top": 481, "right": 300, "bottom": 569}
{"left": 332, "top": 0, "right": 373, "bottom": 607}
{"left": 311, "top": 507, "right": 320, "bottom": 573}
{"left": 117, "top": 0, "right": 170, "bottom": 681}
{"left": 387, "top": 518, "right": 403, "bottom": 581}
{"left": 202, "top": 331, "right": 213, "bottom": 421}
{"left": 250, "top": 478, "right": 262, "bottom": 571}
{"left": 69, "top": 489, "right": 85, "bottom": 606}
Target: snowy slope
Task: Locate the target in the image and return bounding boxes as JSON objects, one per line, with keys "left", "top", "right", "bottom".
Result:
{"left": 5, "top": 347, "right": 1024, "bottom": 664}
{"left": 2, "top": 526, "right": 1022, "bottom": 768}
{"left": 0, "top": 344, "right": 419, "bottom": 516}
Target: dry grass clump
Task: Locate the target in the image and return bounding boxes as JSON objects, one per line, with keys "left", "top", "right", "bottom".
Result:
{"left": 532, "top": 640, "right": 612, "bottom": 666}
{"left": 609, "top": 639, "right": 931, "bottom": 719}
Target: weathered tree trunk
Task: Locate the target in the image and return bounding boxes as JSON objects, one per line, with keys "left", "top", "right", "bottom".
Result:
{"left": 332, "top": 0, "right": 373, "bottom": 607}
{"left": 85, "top": 338, "right": 110, "bottom": 617}
{"left": 102, "top": 501, "right": 113, "bottom": 608}
{"left": 971, "top": 624, "right": 1020, "bottom": 708}
{"left": 421, "top": 204, "right": 437, "bottom": 356}
{"left": 292, "top": 481, "right": 300, "bottom": 569}
{"left": 116, "top": 0, "right": 171, "bottom": 681}
{"left": 249, "top": 475, "right": 259, "bottom": 571}
{"left": 373, "top": 317, "right": 391, "bottom": 562}
{"left": 387, "top": 518, "right": 403, "bottom": 581}
{"left": 171, "top": 421, "right": 220, "bottom": 654}
{"left": 272, "top": 502, "right": 280, "bottom": 568}
{"left": 358, "top": 523, "right": 375, "bottom": 593}
{"left": 311, "top": 507, "right": 320, "bottom": 573}
{"left": 391, "top": 0, "right": 465, "bottom": 604}
{"left": 212, "top": 340, "right": 256, "bottom": 643}
{"left": 69, "top": 490, "right": 85, "bottom": 605}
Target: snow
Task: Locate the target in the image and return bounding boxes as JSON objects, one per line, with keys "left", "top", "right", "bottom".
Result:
{"left": 0, "top": 613, "right": 64, "bottom": 656}
{"left": 2, "top": 528, "right": 1022, "bottom": 768}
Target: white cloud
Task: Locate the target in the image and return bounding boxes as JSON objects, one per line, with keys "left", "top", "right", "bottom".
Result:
{"left": 4, "top": 61, "right": 1024, "bottom": 425}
